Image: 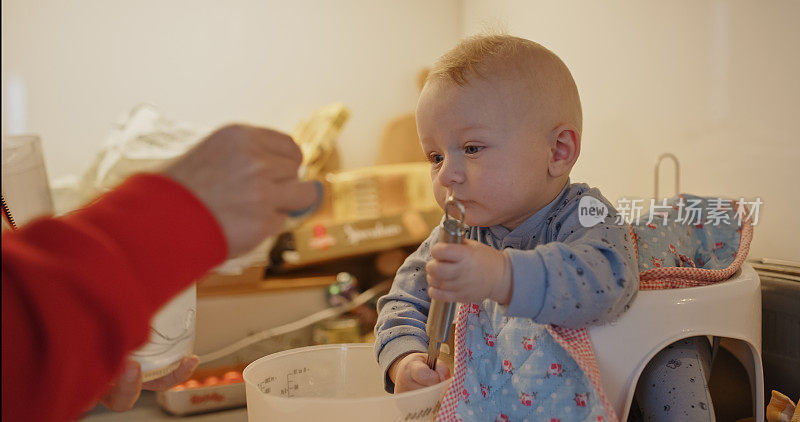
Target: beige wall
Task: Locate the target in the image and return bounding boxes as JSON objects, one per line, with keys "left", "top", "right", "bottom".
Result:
{"left": 461, "top": 0, "right": 800, "bottom": 260}
{"left": 1, "top": 0, "right": 459, "bottom": 176}
{"left": 3, "top": 1, "right": 797, "bottom": 260}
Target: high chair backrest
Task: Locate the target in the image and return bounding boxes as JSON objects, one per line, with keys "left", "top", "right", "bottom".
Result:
{"left": 588, "top": 263, "right": 764, "bottom": 421}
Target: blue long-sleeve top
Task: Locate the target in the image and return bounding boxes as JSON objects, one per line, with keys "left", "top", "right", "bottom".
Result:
{"left": 374, "top": 182, "right": 639, "bottom": 392}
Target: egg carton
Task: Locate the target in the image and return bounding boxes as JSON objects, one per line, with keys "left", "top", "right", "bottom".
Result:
{"left": 156, "top": 365, "right": 246, "bottom": 416}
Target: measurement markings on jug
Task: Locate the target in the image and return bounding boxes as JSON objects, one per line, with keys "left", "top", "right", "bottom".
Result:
{"left": 258, "top": 375, "right": 277, "bottom": 394}
{"left": 282, "top": 367, "right": 309, "bottom": 397}
{"left": 396, "top": 401, "right": 442, "bottom": 421}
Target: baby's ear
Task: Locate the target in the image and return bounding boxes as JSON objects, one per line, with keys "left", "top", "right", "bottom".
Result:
{"left": 548, "top": 125, "right": 581, "bottom": 178}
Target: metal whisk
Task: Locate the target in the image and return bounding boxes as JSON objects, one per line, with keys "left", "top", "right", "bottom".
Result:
{"left": 425, "top": 196, "right": 466, "bottom": 370}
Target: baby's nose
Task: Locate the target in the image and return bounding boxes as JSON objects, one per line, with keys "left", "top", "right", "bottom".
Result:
{"left": 437, "top": 159, "right": 464, "bottom": 187}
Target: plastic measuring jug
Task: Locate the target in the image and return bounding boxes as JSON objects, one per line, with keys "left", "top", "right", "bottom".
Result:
{"left": 243, "top": 343, "right": 450, "bottom": 421}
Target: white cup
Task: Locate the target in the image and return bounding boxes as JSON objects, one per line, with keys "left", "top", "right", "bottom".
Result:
{"left": 130, "top": 284, "right": 196, "bottom": 381}
{"left": 1, "top": 134, "right": 54, "bottom": 226}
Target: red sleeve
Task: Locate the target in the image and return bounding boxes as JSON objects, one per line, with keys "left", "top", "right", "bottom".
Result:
{"left": 2, "top": 174, "right": 227, "bottom": 422}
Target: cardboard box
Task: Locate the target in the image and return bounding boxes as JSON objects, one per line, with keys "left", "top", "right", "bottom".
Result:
{"left": 276, "top": 163, "right": 442, "bottom": 268}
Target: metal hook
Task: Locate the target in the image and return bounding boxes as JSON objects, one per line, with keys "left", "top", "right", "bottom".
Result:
{"left": 654, "top": 153, "right": 680, "bottom": 200}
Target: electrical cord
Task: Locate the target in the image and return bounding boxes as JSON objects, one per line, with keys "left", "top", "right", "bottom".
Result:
{"left": 2, "top": 194, "right": 17, "bottom": 229}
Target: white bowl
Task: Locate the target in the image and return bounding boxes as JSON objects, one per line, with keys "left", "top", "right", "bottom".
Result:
{"left": 244, "top": 343, "right": 449, "bottom": 421}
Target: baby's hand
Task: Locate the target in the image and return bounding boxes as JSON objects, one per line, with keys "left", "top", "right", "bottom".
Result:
{"left": 389, "top": 353, "right": 450, "bottom": 393}
{"left": 426, "top": 239, "right": 513, "bottom": 304}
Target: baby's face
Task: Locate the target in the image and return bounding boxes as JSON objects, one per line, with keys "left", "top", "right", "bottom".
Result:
{"left": 416, "top": 74, "right": 552, "bottom": 229}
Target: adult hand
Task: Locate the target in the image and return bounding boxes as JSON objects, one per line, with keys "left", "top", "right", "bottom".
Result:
{"left": 426, "top": 239, "right": 513, "bottom": 305}
{"left": 162, "top": 124, "right": 317, "bottom": 258}
{"left": 98, "top": 355, "right": 199, "bottom": 411}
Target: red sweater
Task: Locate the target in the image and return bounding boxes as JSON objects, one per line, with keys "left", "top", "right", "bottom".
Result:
{"left": 2, "top": 174, "right": 227, "bottom": 421}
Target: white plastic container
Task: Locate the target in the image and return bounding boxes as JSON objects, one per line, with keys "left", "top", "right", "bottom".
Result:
{"left": 1, "top": 134, "right": 54, "bottom": 226}
{"left": 131, "top": 284, "right": 196, "bottom": 381}
{"left": 243, "top": 344, "right": 449, "bottom": 421}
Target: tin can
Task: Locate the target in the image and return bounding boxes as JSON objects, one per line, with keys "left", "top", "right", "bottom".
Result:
{"left": 313, "top": 317, "right": 362, "bottom": 345}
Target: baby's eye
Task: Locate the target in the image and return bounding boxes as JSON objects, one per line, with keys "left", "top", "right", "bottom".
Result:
{"left": 428, "top": 153, "right": 444, "bottom": 165}
{"left": 464, "top": 145, "right": 484, "bottom": 155}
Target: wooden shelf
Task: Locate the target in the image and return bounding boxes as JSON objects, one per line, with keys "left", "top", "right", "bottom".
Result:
{"left": 197, "top": 267, "right": 336, "bottom": 298}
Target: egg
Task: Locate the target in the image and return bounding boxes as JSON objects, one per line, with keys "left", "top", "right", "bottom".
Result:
{"left": 222, "top": 371, "right": 243, "bottom": 384}
{"left": 183, "top": 379, "right": 201, "bottom": 389}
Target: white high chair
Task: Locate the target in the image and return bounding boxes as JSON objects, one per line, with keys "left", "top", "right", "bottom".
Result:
{"left": 589, "top": 263, "right": 764, "bottom": 421}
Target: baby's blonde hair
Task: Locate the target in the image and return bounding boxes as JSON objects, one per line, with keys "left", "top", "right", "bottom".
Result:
{"left": 428, "top": 34, "right": 583, "bottom": 133}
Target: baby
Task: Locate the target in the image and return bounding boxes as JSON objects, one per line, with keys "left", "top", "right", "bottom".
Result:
{"left": 374, "top": 34, "right": 639, "bottom": 420}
